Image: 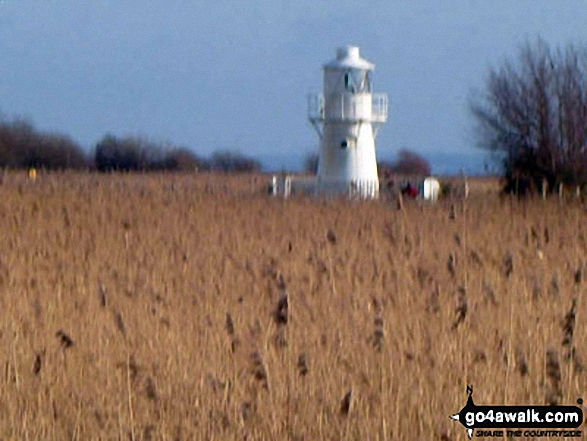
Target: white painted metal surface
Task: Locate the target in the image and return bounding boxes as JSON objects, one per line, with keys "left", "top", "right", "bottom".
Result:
{"left": 422, "top": 177, "right": 441, "bottom": 201}
{"left": 308, "top": 46, "right": 388, "bottom": 198}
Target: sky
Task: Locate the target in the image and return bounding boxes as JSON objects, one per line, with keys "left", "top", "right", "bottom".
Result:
{"left": 1, "top": 1, "right": 586, "bottom": 173}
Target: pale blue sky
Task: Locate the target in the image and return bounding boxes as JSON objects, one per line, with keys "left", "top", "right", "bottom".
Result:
{"left": 1, "top": 1, "right": 586, "bottom": 171}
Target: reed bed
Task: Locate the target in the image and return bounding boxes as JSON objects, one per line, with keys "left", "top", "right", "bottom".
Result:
{"left": 0, "top": 171, "right": 585, "bottom": 440}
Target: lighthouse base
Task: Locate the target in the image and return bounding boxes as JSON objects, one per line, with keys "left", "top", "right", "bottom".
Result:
{"left": 317, "top": 179, "right": 379, "bottom": 199}
{"left": 269, "top": 175, "right": 379, "bottom": 199}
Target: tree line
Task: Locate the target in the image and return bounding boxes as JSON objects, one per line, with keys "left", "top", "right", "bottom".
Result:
{"left": 0, "top": 119, "right": 261, "bottom": 173}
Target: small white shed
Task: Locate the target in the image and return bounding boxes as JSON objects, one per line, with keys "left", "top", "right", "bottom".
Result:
{"left": 422, "top": 177, "right": 440, "bottom": 201}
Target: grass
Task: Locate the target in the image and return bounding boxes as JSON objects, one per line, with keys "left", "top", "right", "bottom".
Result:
{"left": 0, "top": 171, "right": 585, "bottom": 440}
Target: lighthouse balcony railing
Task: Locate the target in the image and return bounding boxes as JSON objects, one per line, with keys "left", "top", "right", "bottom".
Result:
{"left": 307, "top": 94, "right": 325, "bottom": 122}
{"left": 307, "top": 93, "right": 388, "bottom": 123}
{"left": 371, "top": 94, "right": 388, "bottom": 123}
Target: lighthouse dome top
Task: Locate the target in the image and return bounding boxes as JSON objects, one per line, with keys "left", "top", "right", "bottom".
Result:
{"left": 324, "top": 46, "right": 375, "bottom": 71}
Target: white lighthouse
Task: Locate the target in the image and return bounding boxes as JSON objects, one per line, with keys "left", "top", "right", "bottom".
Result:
{"left": 309, "top": 46, "right": 388, "bottom": 198}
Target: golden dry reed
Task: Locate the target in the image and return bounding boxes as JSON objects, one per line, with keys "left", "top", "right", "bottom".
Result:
{"left": 0, "top": 171, "right": 585, "bottom": 440}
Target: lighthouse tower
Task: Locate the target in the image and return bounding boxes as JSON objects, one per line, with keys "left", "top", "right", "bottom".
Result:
{"left": 309, "top": 46, "right": 388, "bottom": 198}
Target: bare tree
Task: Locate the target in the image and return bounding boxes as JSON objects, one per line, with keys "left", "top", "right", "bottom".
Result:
{"left": 94, "top": 134, "right": 206, "bottom": 172}
{"left": 209, "top": 150, "right": 261, "bottom": 173}
{"left": 0, "top": 118, "right": 88, "bottom": 169}
{"left": 164, "top": 148, "right": 207, "bottom": 171}
{"left": 471, "top": 39, "right": 587, "bottom": 193}
{"left": 380, "top": 149, "right": 431, "bottom": 176}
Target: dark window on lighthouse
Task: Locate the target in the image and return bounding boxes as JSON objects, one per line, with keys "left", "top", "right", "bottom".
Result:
{"left": 341, "top": 140, "right": 348, "bottom": 149}
{"left": 344, "top": 72, "right": 355, "bottom": 93}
